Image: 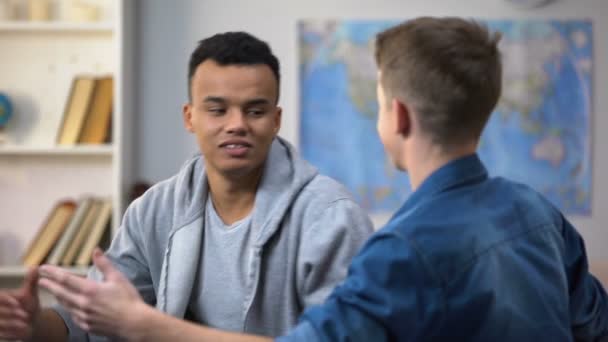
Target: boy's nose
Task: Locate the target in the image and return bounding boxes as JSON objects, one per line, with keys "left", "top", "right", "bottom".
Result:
{"left": 225, "top": 110, "right": 247, "bottom": 134}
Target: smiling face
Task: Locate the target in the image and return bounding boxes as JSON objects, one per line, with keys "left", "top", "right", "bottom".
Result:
{"left": 183, "top": 59, "right": 282, "bottom": 178}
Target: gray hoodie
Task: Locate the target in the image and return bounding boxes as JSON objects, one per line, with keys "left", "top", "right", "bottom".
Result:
{"left": 55, "top": 137, "right": 374, "bottom": 340}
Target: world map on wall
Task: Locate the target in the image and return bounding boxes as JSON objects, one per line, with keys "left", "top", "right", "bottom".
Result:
{"left": 299, "top": 20, "right": 592, "bottom": 215}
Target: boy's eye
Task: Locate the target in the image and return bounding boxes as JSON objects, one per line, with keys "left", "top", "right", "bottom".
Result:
{"left": 208, "top": 108, "right": 226, "bottom": 115}
{"left": 247, "top": 109, "right": 265, "bottom": 116}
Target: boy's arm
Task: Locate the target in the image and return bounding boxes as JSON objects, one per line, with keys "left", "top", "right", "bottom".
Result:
{"left": 282, "top": 232, "right": 443, "bottom": 342}
{"left": 129, "top": 304, "right": 271, "bottom": 342}
{"left": 297, "top": 199, "right": 374, "bottom": 307}
{"left": 562, "top": 216, "right": 608, "bottom": 340}
{"left": 129, "top": 232, "right": 406, "bottom": 342}
{"left": 39, "top": 251, "right": 271, "bottom": 342}
{"left": 38, "top": 230, "right": 431, "bottom": 342}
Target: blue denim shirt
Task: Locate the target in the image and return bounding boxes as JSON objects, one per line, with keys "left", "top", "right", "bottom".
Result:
{"left": 278, "top": 154, "right": 608, "bottom": 341}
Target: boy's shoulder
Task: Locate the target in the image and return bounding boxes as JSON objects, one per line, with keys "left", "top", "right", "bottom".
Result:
{"left": 381, "top": 175, "right": 565, "bottom": 284}
{"left": 393, "top": 175, "right": 561, "bottom": 231}
{"left": 276, "top": 173, "right": 362, "bottom": 218}
{"left": 299, "top": 174, "right": 354, "bottom": 203}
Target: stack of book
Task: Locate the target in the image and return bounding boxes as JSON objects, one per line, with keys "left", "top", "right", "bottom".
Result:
{"left": 56, "top": 75, "right": 114, "bottom": 146}
{"left": 22, "top": 197, "right": 113, "bottom": 267}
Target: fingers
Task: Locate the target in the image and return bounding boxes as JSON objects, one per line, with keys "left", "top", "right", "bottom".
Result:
{"left": 71, "top": 310, "right": 112, "bottom": 337}
{"left": 38, "top": 268, "right": 100, "bottom": 315}
{"left": 71, "top": 309, "right": 92, "bottom": 332}
{"left": 92, "top": 248, "right": 121, "bottom": 281}
{"left": 38, "top": 265, "right": 95, "bottom": 311}
{"left": 0, "top": 318, "right": 29, "bottom": 339}
{"left": 0, "top": 305, "right": 28, "bottom": 320}
{"left": 39, "top": 265, "right": 90, "bottom": 293}
{"left": 22, "top": 267, "right": 39, "bottom": 295}
{"left": 0, "top": 293, "right": 20, "bottom": 308}
{"left": 38, "top": 277, "right": 88, "bottom": 312}
{"left": 0, "top": 293, "right": 29, "bottom": 320}
{"left": 0, "top": 318, "right": 28, "bottom": 330}
{"left": 39, "top": 266, "right": 99, "bottom": 312}
{"left": 0, "top": 293, "right": 31, "bottom": 340}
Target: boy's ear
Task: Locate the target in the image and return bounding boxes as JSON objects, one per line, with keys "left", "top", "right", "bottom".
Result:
{"left": 183, "top": 103, "right": 194, "bottom": 133}
{"left": 393, "top": 98, "right": 411, "bottom": 137}
{"left": 274, "top": 106, "right": 283, "bottom": 134}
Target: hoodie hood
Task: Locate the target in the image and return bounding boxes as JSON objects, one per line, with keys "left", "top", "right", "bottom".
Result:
{"left": 170, "top": 136, "right": 319, "bottom": 245}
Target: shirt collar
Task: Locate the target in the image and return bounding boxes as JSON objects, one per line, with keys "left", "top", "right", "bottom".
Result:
{"left": 397, "top": 153, "right": 488, "bottom": 214}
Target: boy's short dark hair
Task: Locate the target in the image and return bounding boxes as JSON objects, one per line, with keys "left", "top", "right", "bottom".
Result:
{"left": 375, "top": 17, "right": 502, "bottom": 146}
{"left": 187, "top": 31, "right": 281, "bottom": 102}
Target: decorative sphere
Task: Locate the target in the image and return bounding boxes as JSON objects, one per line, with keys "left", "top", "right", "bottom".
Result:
{"left": 0, "top": 93, "right": 13, "bottom": 128}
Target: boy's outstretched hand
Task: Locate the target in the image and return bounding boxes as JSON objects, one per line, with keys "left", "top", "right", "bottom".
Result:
{"left": 0, "top": 268, "right": 40, "bottom": 340}
{"left": 39, "top": 248, "right": 145, "bottom": 339}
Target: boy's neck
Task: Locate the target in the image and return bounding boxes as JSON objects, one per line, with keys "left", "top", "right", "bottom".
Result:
{"left": 206, "top": 167, "right": 263, "bottom": 225}
{"left": 407, "top": 140, "right": 477, "bottom": 191}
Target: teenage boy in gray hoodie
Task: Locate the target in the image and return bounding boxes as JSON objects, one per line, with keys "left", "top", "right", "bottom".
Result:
{"left": 0, "top": 32, "right": 373, "bottom": 341}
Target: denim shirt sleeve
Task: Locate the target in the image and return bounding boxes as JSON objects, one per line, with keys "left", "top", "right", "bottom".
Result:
{"left": 282, "top": 232, "right": 445, "bottom": 342}
{"left": 561, "top": 215, "right": 608, "bottom": 341}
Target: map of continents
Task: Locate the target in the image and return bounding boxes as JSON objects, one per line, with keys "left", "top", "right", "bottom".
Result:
{"left": 299, "top": 20, "right": 592, "bottom": 215}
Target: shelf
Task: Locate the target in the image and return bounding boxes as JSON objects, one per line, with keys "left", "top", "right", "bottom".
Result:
{"left": 0, "top": 21, "right": 114, "bottom": 34}
{"left": 0, "top": 1, "right": 134, "bottom": 289}
{"left": 0, "top": 144, "right": 113, "bottom": 156}
{"left": 0, "top": 266, "right": 89, "bottom": 277}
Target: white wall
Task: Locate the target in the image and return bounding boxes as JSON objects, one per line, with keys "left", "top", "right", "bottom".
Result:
{"left": 135, "top": 0, "right": 608, "bottom": 259}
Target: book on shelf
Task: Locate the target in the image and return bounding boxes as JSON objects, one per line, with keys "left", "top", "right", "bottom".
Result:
{"left": 22, "top": 200, "right": 77, "bottom": 267}
{"left": 75, "top": 198, "right": 112, "bottom": 267}
{"left": 19, "top": 196, "right": 113, "bottom": 268}
{"left": 56, "top": 75, "right": 114, "bottom": 146}
{"left": 57, "top": 76, "right": 97, "bottom": 145}
{"left": 45, "top": 197, "right": 94, "bottom": 265}
{"left": 60, "top": 198, "right": 101, "bottom": 266}
{"left": 78, "top": 76, "right": 113, "bottom": 144}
